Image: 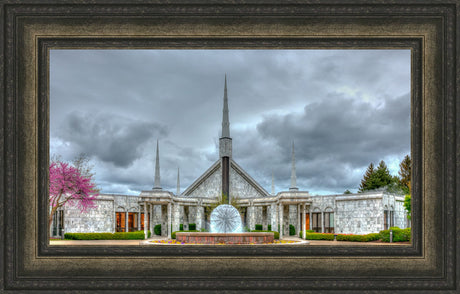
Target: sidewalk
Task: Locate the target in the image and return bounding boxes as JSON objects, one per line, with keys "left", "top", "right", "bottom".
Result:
{"left": 50, "top": 236, "right": 409, "bottom": 246}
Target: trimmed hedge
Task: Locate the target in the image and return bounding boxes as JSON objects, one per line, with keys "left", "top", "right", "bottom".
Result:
{"left": 171, "top": 230, "right": 200, "bottom": 239}
{"left": 336, "top": 233, "right": 380, "bottom": 242}
{"left": 299, "top": 230, "right": 316, "bottom": 237}
{"left": 379, "top": 227, "right": 411, "bottom": 242}
{"left": 189, "top": 223, "right": 196, "bottom": 230}
{"left": 64, "top": 231, "right": 151, "bottom": 240}
{"left": 289, "top": 224, "right": 296, "bottom": 236}
{"left": 267, "top": 224, "right": 272, "bottom": 231}
{"left": 255, "top": 224, "right": 263, "bottom": 230}
{"left": 154, "top": 224, "right": 161, "bottom": 235}
{"left": 180, "top": 224, "right": 183, "bottom": 231}
{"left": 304, "top": 233, "right": 335, "bottom": 241}
{"left": 251, "top": 230, "right": 279, "bottom": 240}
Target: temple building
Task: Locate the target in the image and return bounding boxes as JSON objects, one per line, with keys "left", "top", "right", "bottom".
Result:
{"left": 50, "top": 77, "right": 409, "bottom": 239}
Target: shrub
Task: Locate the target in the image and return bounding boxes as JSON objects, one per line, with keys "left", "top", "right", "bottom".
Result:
{"left": 304, "top": 233, "right": 334, "bottom": 241}
{"left": 251, "top": 230, "right": 279, "bottom": 240}
{"left": 154, "top": 224, "right": 161, "bottom": 235}
{"left": 171, "top": 230, "right": 200, "bottom": 239}
{"left": 64, "top": 231, "right": 151, "bottom": 240}
{"left": 267, "top": 224, "right": 272, "bottom": 231}
{"left": 255, "top": 224, "right": 263, "bottom": 230}
{"left": 336, "top": 233, "right": 380, "bottom": 242}
{"left": 200, "top": 228, "right": 208, "bottom": 232}
{"left": 306, "top": 230, "right": 315, "bottom": 233}
{"left": 179, "top": 224, "right": 184, "bottom": 231}
{"left": 379, "top": 227, "right": 411, "bottom": 242}
{"left": 188, "top": 223, "right": 196, "bottom": 230}
{"left": 289, "top": 224, "right": 296, "bottom": 236}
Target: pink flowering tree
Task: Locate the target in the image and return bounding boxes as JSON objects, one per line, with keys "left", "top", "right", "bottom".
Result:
{"left": 49, "top": 160, "right": 99, "bottom": 233}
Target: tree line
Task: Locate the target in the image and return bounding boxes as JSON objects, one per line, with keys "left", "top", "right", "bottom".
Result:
{"left": 356, "top": 155, "right": 411, "bottom": 218}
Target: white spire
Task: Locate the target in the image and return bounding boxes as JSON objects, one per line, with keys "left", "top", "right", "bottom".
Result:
{"left": 221, "top": 74, "right": 230, "bottom": 138}
{"left": 153, "top": 139, "right": 161, "bottom": 190}
{"left": 176, "top": 167, "right": 180, "bottom": 196}
{"left": 289, "top": 141, "right": 298, "bottom": 191}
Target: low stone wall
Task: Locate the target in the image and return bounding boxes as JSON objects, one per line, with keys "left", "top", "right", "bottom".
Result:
{"left": 176, "top": 232, "right": 274, "bottom": 244}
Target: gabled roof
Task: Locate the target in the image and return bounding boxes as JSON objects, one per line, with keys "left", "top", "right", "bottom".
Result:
{"left": 230, "top": 160, "right": 270, "bottom": 197}
{"left": 182, "top": 159, "right": 270, "bottom": 198}
{"left": 182, "top": 160, "right": 221, "bottom": 196}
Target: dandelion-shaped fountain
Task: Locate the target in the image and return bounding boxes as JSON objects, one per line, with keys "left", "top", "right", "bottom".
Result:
{"left": 210, "top": 204, "right": 242, "bottom": 233}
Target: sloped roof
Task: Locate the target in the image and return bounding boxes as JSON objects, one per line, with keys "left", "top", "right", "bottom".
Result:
{"left": 182, "top": 159, "right": 269, "bottom": 198}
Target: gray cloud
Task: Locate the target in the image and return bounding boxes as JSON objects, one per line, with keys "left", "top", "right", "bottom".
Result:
{"left": 50, "top": 49, "right": 410, "bottom": 195}
{"left": 54, "top": 111, "right": 168, "bottom": 167}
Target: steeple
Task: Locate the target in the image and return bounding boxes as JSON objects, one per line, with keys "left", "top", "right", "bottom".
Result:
{"left": 289, "top": 141, "right": 299, "bottom": 191}
{"left": 153, "top": 139, "right": 162, "bottom": 190}
{"left": 176, "top": 167, "right": 180, "bottom": 196}
{"left": 221, "top": 74, "right": 230, "bottom": 138}
{"left": 219, "top": 75, "right": 232, "bottom": 159}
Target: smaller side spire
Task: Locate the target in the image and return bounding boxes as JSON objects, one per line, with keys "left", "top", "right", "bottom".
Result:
{"left": 271, "top": 171, "right": 275, "bottom": 195}
{"left": 176, "top": 167, "right": 180, "bottom": 196}
{"left": 289, "top": 141, "right": 299, "bottom": 191}
{"left": 153, "top": 139, "right": 162, "bottom": 190}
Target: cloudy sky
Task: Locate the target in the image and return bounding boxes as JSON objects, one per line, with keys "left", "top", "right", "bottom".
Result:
{"left": 50, "top": 49, "right": 410, "bottom": 196}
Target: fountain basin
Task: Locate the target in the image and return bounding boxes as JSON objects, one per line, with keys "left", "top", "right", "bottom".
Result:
{"left": 175, "top": 232, "right": 274, "bottom": 244}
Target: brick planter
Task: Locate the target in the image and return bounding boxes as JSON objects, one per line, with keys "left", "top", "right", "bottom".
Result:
{"left": 176, "top": 232, "right": 274, "bottom": 244}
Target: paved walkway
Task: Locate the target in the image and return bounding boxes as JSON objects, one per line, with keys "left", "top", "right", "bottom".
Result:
{"left": 50, "top": 236, "right": 409, "bottom": 246}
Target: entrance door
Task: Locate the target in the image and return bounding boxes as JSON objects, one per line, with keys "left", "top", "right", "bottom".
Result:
{"left": 305, "top": 213, "right": 310, "bottom": 231}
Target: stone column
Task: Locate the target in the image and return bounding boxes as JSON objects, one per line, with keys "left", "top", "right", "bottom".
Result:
{"left": 270, "top": 203, "right": 277, "bottom": 232}
{"left": 321, "top": 211, "right": 325, "bottom": 233}
{"left": 56, "top": 210, "right": 60, "bottom": 237}
{"left": 297, "top": 204, "right": 301, "bottom": 237}
{"left": 143, "top": 202, "right": 148, "bottom": 239}
{"left": 196, "top": 206, "right": 203, "bottom": 230}
{"left": 172, "top": 203, "right": 180, "bottom": 232}
{"left": 167, "top": 203, "right": 172, "bottom": 239}
{"left": 309, "top": 207, "right": 313, "bottom": 230}
{"left": 150, "top": 204, "right": 154, "bottom": 235}
{"left": 279, "top": 203, "right": 283, "bottom": 239}
{"left": 302, "top": 204, "right": 306, "bottom": 239}
{"left": 137, "top": 206, "right": 141, "bottom": 231}
{"left": 125, "top": 209, "right": 129, "bottom": 232}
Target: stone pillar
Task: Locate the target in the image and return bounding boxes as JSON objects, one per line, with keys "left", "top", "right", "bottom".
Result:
{"left": 137, "top": 206, "right": 141, "bottom": 231}
{"left": 297, "top": 204, "right": 301, "bottom": 237}
{"left": 321, "top": 211, "right": 324, "bottom": 233}
{"left": 56, "top": 210, "right": 60, "bottom": 237}
{"left": 309, "top": 207, "right": 312, "bottom": 230}
{"left": 302, "top": 204, "right": 306, "bottom": 239}
{"left": 196, "top": 206, "right": 203, "bottom": 230}
{"left": 150, "top": 204, "right": 154, "bottom": 235}
{"left": 248, "top": 204, "right": 255, "bottom": 231}
{"left": 125, "top": 209, "right": 129, "bottom": 232}
{"left": 161, "top": 205, "right": 168, "bottom": 236}
{"left": 270, "top": 203, "right": 277, "bottom": 232}
{"left": 143, "top": 202, "right": 148, "bottom": 239}
{"left": 172, "top": 203, "right": 180, "bottom": 232}
{"left": 279, "top": 203, "right": 283, "bottom": 239}
{"left": 167, "top": 203, "right": 172, "bottom": 239}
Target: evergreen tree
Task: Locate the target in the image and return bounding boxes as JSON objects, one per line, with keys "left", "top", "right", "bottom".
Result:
{"left": 398, "top": 154, "right": 411, "bottom": 194}
{"left": 358, "top": 162, "right": 375, "bottom": 192}
{"left": 358, "top": 160, "right": 396, "bottom": 192}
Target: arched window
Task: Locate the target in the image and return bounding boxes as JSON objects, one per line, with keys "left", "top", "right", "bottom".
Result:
{"left": 116, "top": 207, "right": 126, "bottom": 232}
{"left": 383, "top": 205, "right": 389, "bottom": 230}
{"left": 324, "top": 207, "right": 334, "bottom": 233}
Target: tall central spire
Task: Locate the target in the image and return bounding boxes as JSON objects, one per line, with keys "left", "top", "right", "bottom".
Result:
{"left": 221, "top": 74, "right": 230, "bottom": 138}
{"left": 290, "top": 141, "right": 299, "bottom": 191}
{"left": 153, "top": 139, "right": 162, "bottom": 190}
{"left": 219, "top": 75, "right": 232, "bottom": 159}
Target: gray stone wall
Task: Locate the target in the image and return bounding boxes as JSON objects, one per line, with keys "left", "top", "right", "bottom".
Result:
{"left": 335, "top": 196, "right": 383, "bottom": 234}
{"left": 187, "top": 167, "right": 222, "bottom": 199}
{"left": 229, "top": 166, "right": 266, "bottom": 199}
{"left": 64, "top": 196, "right": 114, "bottom": 233}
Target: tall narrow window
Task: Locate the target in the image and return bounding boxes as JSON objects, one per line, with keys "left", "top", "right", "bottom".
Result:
{"left": 116, "top": 212, "right": 126, "bottom": 232}
{"left": 384, "top": 210, "right": 389, "bottom": 230}
{"left": 324, "top": 211, "right": 334, "bottom": 233}
{"left": 312, "top": 212, "right": 321, "bottom": 232}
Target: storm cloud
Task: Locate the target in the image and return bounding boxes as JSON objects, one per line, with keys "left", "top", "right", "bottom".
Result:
{"left": 50, "top": 49, "right": 410, "bottom": 195}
